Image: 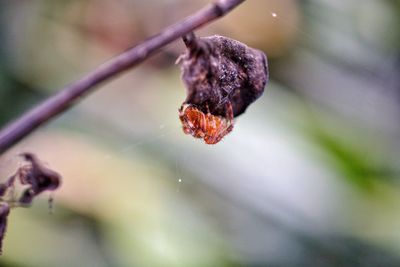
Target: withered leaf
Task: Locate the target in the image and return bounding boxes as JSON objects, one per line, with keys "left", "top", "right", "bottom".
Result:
{"left": 180, "top": 34, "right": 268, "bottom": 117}
{"left": 18, "top": 153, "right": 61, "bottom": 205}
{"left": 178, "top": 34, "right": 268, "bottom": 144}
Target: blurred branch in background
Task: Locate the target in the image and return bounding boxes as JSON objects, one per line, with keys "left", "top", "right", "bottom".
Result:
{"left": 0, "top": 0, "right": 244, "bottom": 154}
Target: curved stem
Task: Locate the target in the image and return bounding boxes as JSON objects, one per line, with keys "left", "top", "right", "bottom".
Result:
{"left": 182, "top": 32, "right": 197, "bottom": 49}
{"left": 0, "top": 0, "right": 245, "bottom": 154}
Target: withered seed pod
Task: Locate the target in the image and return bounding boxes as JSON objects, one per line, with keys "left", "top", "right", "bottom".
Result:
{"left": 178, "top": 33, "right": 268, "bottom": 144}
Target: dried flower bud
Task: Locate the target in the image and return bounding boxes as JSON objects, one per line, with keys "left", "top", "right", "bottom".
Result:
{"left": 18, "top": 153, "right": 61, "bottom": 205}
{"left": 178, "top": 33, "right": 268, "bottom": 144}
{"left": 0, "top": 203, "right": 10, "bottom": 255}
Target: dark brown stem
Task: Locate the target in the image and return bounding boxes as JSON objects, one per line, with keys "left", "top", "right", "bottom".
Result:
{"left": 0, "top": 0, "right": 245, "bottom": 154}
{"left": 182, "top": 32, "right": 197, "bottom": 49}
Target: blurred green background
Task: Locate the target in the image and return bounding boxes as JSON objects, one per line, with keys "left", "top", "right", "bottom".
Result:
{"left": 0, "top": 0, "right": 400, "bottom": 266}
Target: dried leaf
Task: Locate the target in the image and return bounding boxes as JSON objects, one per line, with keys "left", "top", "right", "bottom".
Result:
{"left": 178, "top": 34, "right": 268, "bottom": 144}
{"left": 18, "top": 153, "right": 61, "bottom": 205}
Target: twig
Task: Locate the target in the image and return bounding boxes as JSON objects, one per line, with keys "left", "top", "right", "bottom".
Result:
{"left": 0, "top": 0, "right": 245, "bottom": 154}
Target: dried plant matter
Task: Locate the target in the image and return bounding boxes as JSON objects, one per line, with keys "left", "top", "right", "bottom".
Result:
{"left": 17, "top": 153, "right": 61, "bottom": 204}
{"left": 178, "top": 33, "right": 268, "bottom": 144}
{"left": 0, "top": 153, "right": 61, "bottom": 254}
{"left": 0, "top": 204, "right": 9, "bottom": 255}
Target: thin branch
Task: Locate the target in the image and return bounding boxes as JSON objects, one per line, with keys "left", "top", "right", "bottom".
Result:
{"left": 0, "top": 0, "right": 245, "bottom": 154}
